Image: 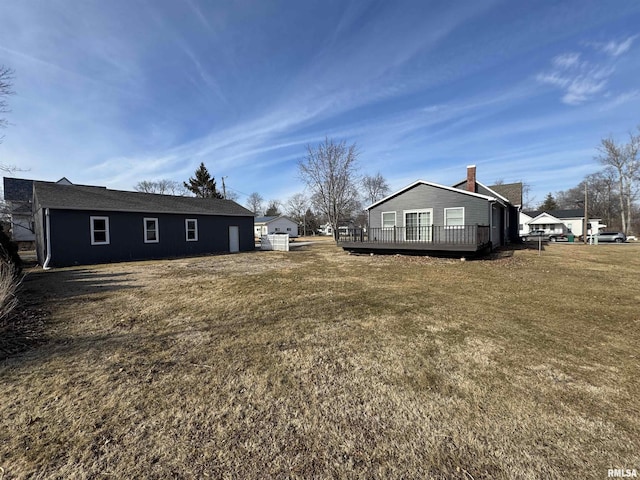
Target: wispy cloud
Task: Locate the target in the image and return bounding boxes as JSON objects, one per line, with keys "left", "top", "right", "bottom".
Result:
{"left": 599, "top": 89, "right": 640, "bottom": 111}
{"left": 536, "top": 42, "right": 627, "bottom": 105}
{"left": 588, "top": 35, "right": 638, "bottom": 56}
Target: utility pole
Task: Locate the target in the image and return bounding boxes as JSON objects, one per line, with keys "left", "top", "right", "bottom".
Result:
{"left": 221, "top": 176, "right": 227, "bottom": 199}
{"left": 584, "top": 183, "right": 588, "bottom": 244}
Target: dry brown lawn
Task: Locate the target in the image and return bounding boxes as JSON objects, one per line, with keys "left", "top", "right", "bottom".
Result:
{"left": 1, "top": 240, "right": 639, "bottom": 479}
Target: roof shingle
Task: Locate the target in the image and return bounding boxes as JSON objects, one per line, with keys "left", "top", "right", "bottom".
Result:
{"left": 34, "top": 182, "right": 254, "bottom": 217}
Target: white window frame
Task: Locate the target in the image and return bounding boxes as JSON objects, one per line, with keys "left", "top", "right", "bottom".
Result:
{"left": 185, "top": 218, "right": 198, "bottom": 242}
{"left": 90, "top": 216, "right": 110, "bottom": 245}
{"left": 444, "top": 207, "right": 465, "bottom": 229}
{"left": 403, "top": 208, "right": 433, "bottom": 241}
{"left": 144, "top": 217, "right": 159, "bottom": 243}
{"left": 381, "top": 211, "right": 396, "bottom": 229}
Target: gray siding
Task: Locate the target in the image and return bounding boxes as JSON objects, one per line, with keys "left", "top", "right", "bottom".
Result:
{"left": 45, "top": 209, "right": 254, "bottom": 267}
{"left": 369, "top": 183, "right": 491, "bottom": 229}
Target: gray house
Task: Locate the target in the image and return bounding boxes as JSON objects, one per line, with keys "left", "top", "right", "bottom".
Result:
{"left": 339, "top": 166, "right": 521, "bottom": 253}
{"left": 3, "top": 177, "right": 77, "bottom": 247}
{"left": 33, "top": 182, "right": 255, "bottom": 268}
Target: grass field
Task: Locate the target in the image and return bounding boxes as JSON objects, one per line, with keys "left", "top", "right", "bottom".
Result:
{"left": 1, "top": 240, "right": 639, "bottom": 479}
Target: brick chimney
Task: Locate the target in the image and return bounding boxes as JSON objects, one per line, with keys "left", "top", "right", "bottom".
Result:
{"left": 466, "top": 165, "right": 476, "bottom": 193}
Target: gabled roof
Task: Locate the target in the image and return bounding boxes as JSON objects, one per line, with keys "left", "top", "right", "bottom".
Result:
{"left": 528, "top": 212, "right": 564, "bottom": 225}
{"left": 255, "top": 216, "right": 277, "bottom": 223}
{"left": 3, "top": 177, "right": 35, "bottom": 202}
{"left": 487, "top": 182, "right": 523, "bottom": 206}
{"left": 451, "top": 179, "right": 522, "bottom": 207}
{"left": 255, "top": 215, "right": 296, "bottom": 224}
{"left": 367, "top": 180, "right": 497, "bottom": 210}
{"left": 11, "top": 203, "right": 33, "bottom": 214}
{"left": 33, "top": 182, "right": 254, "bottom": 217}
{"left": 3, "top": 176, "right": 81, "bottom": 203}
{"left": 523, "top": 208, "right": 585, "bottom": 219}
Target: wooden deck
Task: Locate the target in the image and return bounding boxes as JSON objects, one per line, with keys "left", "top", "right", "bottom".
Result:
{"left": 338, "top": 225, "right": 492, "bottom": 253}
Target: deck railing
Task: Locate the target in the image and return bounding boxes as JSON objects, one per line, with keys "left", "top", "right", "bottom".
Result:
{"left": 338, "top": 225, "right": 490, "bottom": 247}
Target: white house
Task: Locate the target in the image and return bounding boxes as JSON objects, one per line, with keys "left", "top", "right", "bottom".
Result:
{"left": 318, "top": 223, "right": 333, "bottom": 236}
{"left": 519, "top": 209, "right": 604, "bottom": 237}
{"left": 254, "top": 216, "right": 298, "bottom": 238}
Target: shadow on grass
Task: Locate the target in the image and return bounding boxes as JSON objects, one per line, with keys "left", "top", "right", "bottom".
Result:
{"left": 1, "top": 268, "right": 139, "bottom": 362}
{"left": 21, "top": 268, "right": 137, "bottom": 301}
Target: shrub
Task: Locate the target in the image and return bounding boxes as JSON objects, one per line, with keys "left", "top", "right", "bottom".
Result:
{"left": 0, "top": 260, "right": 18, "bottom": 321}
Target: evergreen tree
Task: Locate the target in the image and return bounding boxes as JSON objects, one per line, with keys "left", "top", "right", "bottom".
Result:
{"left": 265, "top": 200, "right": 281, "bottom": 216}
{"left": 539, "top": 193, "right": 559, "bottom": 211}
{"left": 183, "top": 163, "right": 223, "bottom": 198}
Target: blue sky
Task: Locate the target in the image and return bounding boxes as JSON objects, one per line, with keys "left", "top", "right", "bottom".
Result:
{"left": 1, "top": 1, "right": 639, "bottom": 208}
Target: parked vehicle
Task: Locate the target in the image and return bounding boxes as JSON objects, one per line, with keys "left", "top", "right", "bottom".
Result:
{"left": 521, "top": 229, "right": 568, "bottom": 242}
{"left": 587, "top": 231, "right": 627, "bottom": 243}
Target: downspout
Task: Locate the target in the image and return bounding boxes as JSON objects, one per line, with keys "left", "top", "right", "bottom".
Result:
{"left": 43, "top": 208, "right": 52, "bottom": 270}
{"left": 489, "top": 201, "right": 494, "bottom": 250}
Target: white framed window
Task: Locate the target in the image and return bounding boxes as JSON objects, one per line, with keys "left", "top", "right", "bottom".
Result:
{"left": 144, "top": 217, "right": 159, "bottom": 243}
{"left": 90, "top": 216, "right": 110, "bottom": 245}
{"left": 444, "top": 207, "right": 464, "bottom": 228}
{"left": 381, "top": 211, "right": 396, "bottom": 229}
{"left": 403, "top": 209, "right": 432, "bottom": 241}
{"left": 185, "top": 219, "right": 198, "bottom": 242}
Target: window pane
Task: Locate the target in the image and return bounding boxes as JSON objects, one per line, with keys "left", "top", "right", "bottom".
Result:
{"left": 93, "top": 219, "right": 106, "bottom": 231}
{"left": 94, "top": 231, "right": 106, "bottom": 243}
{"left": 146, "top": 220, "right": 156, "bottom": 231}
{"left": 446, "top": 208, "right": 464, "bottom": 226}
{"left": 382, "top": 212, "right": 395, "bottom": 228}
{"left": 147, "top": 231, "right": 157, "bottom": 241}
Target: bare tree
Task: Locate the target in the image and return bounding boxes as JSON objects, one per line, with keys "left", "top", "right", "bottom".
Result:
{"left": 134, "top": 180, "right": 189, "bottom": 195}
{"left": 0, "top": 65, "right": 14, "bottom": 140}
{"left": 298, "top": 137, "right": 360, "bottom": 239}
{"left": 556, "top": 170, "right": 621, "bottom": 228}
{"left": 521, "top": 181, "right": 535, "bottom": 210}
{"left": 224, "top": 189, "right": 239, "bottom": 202}
{"left": 0, "top": 65, "right": 20, "bottom": 175}
{"left": 361, "top": 172, "right": 390, "bottom": 206}
{"left": 246, "top": 192, "right": 264, "bottom": 215}
{"left": 286, "top": 193, "right": 308, "bottom": 234}
{"left": 597, "top": 128, "right": 640, "bottom": 234}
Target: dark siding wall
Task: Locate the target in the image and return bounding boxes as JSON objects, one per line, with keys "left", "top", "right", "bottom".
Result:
{"left": 369, "top": 183, "right": 490, "bottom": 229}
{"left": 491, "top": 203, "right": 504, "bottom": 245}
{"left": 507, "top": 205, "right": 519, "bottom": 242}
{"left": 47, "top": 210, "right": 254, "bottom": 267}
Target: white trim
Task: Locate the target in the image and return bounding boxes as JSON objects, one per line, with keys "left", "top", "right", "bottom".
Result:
{"left": 185, "top": 218, "right": 198, "bottom": 242}
{"left": 367, "top": 180, "right": 496, "bottom": 210}
{"left": 144, "top": 217, "right": 159, "bottom": 243}
{"left": 475, "top": 181, "right": 510, "bottom": 204}
{"left": 90, "top": 216, "right": 110, "bottom": 245}
{"left": 381, "top": 211, "right": 396, "bottom": 229}
{"left": 444, "top": 207, "right": 465, "bottom": 228}
{"left": 403, "top": 208, "right": 433, "bottom": 241}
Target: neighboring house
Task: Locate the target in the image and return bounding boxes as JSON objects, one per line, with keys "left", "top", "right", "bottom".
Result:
{"left": 254, "top": 216, "right": 298, "bottom": 238}
{"left": 317, "top": 223, "right": 352, "bottom": 237}
{"left": 318, "top": 223, "right": 333, "bottom": 236}
{"left": 33, "top": 182, "right": 255, "bottom": 268}
{"left": 3, "top": 176, "right": 76, "bottom": 246}
{"left": 519, "top": 209, "right": 604, "bottom": 237}
{"left": 339, "top": 166, "right": 522, "bottom": 253}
